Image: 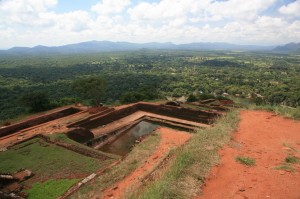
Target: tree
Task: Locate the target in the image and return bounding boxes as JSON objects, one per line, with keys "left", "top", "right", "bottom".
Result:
{"left": 20, "top": 91, "right": 50, "bottom": 112}
{"left": 72, "top": 76, "right": 106, "bottom": 105}
{"left": 268, "top": 93, "right": 286, "bottom": 105}
{"left": 120, "top": 91, "right": 145, "bottom": 104}
{"left": 198, "top": 93, "right": 215, "bottom": 100}
{"left": 187, "top": 94, "right": 198, "bottom": 102}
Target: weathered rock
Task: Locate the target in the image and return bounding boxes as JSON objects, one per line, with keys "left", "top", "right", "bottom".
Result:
{"left": 13, "top": 169, "right": 33, "bottom": 182}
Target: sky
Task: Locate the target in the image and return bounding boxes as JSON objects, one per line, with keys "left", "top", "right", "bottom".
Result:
{"left": 0, "top": 0, "right": 300, "bottom": 49}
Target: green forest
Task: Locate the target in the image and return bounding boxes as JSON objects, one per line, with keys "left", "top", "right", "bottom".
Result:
{"left": 0, "top": 50, "right": 299, "bottom": 122}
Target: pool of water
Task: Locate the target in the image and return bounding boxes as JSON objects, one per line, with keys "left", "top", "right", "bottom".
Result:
{"left": 99, "top": 121, "right": 159, "bottom": 156}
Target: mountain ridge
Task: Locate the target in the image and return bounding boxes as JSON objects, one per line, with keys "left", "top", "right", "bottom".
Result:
{"left": 0, "top": 40, "right": 294, "bottom": 55}
{"left": 273, "top": 42, "right": 300, "bottom": 52}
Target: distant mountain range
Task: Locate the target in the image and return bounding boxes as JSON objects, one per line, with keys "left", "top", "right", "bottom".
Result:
{"left": 273, "top": 42, "right": 300, "bottom": 52}
{"left": 0, "top": 41, "right": 299, "bottom": 55}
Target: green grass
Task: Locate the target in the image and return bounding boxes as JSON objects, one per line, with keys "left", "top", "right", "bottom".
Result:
{"left": 282, "top": 143, "right": 297, "bottom": 152}
{"left": 274, "top": 163, "right": 295, "bottom": 172}
{"left": 48, "top": 133, "right": 120, "bottom": 159}
{"left": 135, "top": 109, "right": 240, "bottom": 199}
{"left": 285, "top": 156, "right": 299, "bottom": 164}
{"left": 181, "top": 103, "right": 212, "bottom": 111}
{"left": 274, "top": 152, "right": 299, "bottom": 173}
{"left": 70, "top": 131, "right": 161, "bottom": 198}
{"left": 0, "top": 138, "right": 112, "bottom": 178}
{"left": 247, "top": 104, "right": 300, "bottom": 120}
{"left": 235, "top": 156, "right": 256, "bottom": 166}
{"left": 26, "top": 179, "right": 79, "bottom": 199}
{"left": 229, "top": 96, "right": 300, "bottom": 120}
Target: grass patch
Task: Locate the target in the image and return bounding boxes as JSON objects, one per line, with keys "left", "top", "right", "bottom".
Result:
{"left": 274, "top": 163, "right": 295, "bottom": 172}
{"left": 26, "top": 179, "right": 79, "bottom": 199}
{"left": 282, "top": 143, "right": 297, "bottom": 152}
{"left": 235, "top": 156, "right": 256, "bottom": 166}
{"left": 135, "top": 109, "right": 240, "bottom": 199}
{"left": 181, "top": 103, "right": 212, "bottom": 111}
{"left": 48, "top": 133, "right": 120, "bottom": 159}
{"left": 0, "top": 138, "right": 112, "bottom": 178}
{"left": 70, "top": 132, "right": 161, "bottom": 198}
{"left": 230, "top": 96, "right": 300, "bottom": 120}
{"left": 247, "top": 104, "right": 300, "bottom": 120}
{"left": 285, "top": 156, "right": 299, "bottom": 164}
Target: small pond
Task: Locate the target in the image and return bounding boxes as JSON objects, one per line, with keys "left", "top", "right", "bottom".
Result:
{"left": 99, "top": 121, "right": 159, "bottom": 156}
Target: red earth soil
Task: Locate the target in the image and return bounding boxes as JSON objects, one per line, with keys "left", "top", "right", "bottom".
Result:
{"left": 199, "top": 110, "right": 300, "bottom": 199}
{"left": 101, "top": 127, "right": 191, "bottom": 199}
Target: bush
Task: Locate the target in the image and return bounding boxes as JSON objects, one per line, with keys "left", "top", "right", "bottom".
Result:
{"left": 120, "top": 91, "right": 145, "bottom": 103}
{"left": 216, "top": 95, "right": 229, "bottom": 100}
{"left": 198, "top": 93, "right": 216, "bottom": 100}
{"left": 252, "top": 97, "right": 265, "bottom": 105}
{"left": 235, "top": 156, "right": 256, "bottom": 166}
{"left": 187, "top": 94, "right": 198, "bottom": 102}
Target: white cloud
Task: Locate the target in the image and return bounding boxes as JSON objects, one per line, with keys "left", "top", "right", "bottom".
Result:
{"left": 0, "top": 0, "right": 299, "bottom": 48}
{"left": 52, "top": 11, "right": 91, "bottom": 32}
{"left": 128, "top": 0, "right": 276, "bottom": 22}
{"left": 279, "top": 0, "right": 300, "bottom": 17}
{"left": 0, "top": 0, "right": 57, "bottom": 17}
{"left": 0, "top": 0, "right": 57, "bottom": 12}
{"left": 91, "top": 0, "right": 131, "bottom": 15}
{"left": 208, "top": 0, "right": 277, "bottom": 21}
{"left": 128, "top": 0, "right": 210, "bottom": 21}
{"left": 0, "top": 0, "right": 57, "bottom": 25}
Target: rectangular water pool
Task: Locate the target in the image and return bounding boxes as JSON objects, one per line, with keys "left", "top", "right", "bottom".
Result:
{"left": 99, "top": 121, "right": 159, "bottom": 156}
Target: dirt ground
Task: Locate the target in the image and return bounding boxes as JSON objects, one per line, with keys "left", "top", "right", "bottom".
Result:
{"left": 0, "top": 110, "right": 90, "bottom": 147}
{"left": 200, "top": 110, "right": 300, "bottom": 199}
{"left": 101, "top": 127, "right": 192, "bottom": 199}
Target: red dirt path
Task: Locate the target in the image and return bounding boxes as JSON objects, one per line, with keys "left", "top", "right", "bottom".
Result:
{"left": 200, "top": 110, "right": 300, "bottom": 199}
{"left": 101, "top": 127, "right": 191, "bottom": 199}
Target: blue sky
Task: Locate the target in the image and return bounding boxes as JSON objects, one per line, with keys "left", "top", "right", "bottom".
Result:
{"left": 53, "top": 0, "right": 157, "bottom": 13}
{"left": 54, "top": 0, "right": 99, "bottom": 13}
{"left": 0, "top": 0, "right": 300, "bottom": 48}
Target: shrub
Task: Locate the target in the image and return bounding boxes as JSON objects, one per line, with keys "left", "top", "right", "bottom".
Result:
{"left": 235, "top": 156, "right": 256, "bottom": 166}
{"left": 285, "top": 156, "right": 299, "bottom": 164}
{"left": 187, "top": 94, "right": 198, "bottom": 102}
